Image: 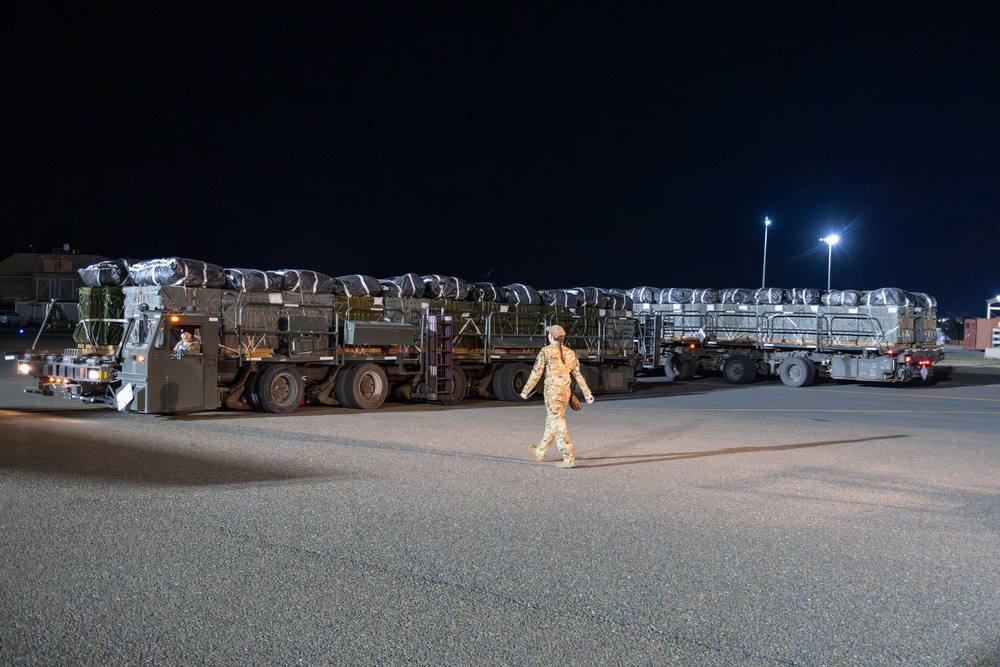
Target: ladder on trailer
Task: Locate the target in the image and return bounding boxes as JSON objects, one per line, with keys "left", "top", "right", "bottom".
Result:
{"left": 641, "top": 311, "right": 662, "bottom": 370}
{"left": 423, "top": 314, "right": 454, "bottom": 402}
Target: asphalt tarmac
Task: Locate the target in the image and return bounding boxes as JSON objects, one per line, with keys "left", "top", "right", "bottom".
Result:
{"left": 1, "top": 333, "right": 999, "bottom": 665}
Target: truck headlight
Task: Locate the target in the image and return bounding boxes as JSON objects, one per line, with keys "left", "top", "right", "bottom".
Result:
{"left": 17, "top": 363, "right": 30, "bottom": 374}
{"left": 87, "top": 369, "right": 102, "bottom": 380}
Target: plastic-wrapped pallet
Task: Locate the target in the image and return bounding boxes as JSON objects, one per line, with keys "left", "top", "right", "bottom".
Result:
{"left": 605, "top": 289, "right": 633, "bottom": 310}
{"left": 334, "top": 275, "right": 383, "bottom": 297}
{"left": 503, "top": 283, "right": 540, "bottom": 306}
{"left": 382, "top": 273, "right": 425, "bottom": 297}
{"left": 789, "top": 287, "right": 822, "bottom": 305}
{"left": 627, "top": 286, "right": 658, "bottom": 304}
{"left": 690, "top": 288, "right": 720, "bottom": 304}
{"left": 844, "top": 290, "right": 862, "bottom": 306}
{"left": 79, "top": 259, "right": 130, "bottom": 287}
{"left": 469, "top": 282, "right": 507, "bottom": 302}
{"left": 911, "top": 292, "right": 937, "bottom": 308}
{"left": 224, "top": 268, "right": 284, "bottom": 292}
{"left": 539, "top": 289, "right": 579, "bottom": 308}
{"left": 274, "top": 269, "right": 335, "bottom": 294}
{"left": 658, "top": 288, "right": 693, "bottom": 304}
{"left": 379, "top": 279, "right": 403, "bottom": 297}
{"left": 821, "top": 290, "right": 863, "bottom": 306}
{"left": 753, "top": 287, "right": 786, "bottom": 305}
{"left": 423, "top": 274, "right": 470, "bottom": 300}
{"left": 864, "top": 288, "right": 913, "bottom": 306}
{"left": 570, "top": 287, "right": 607, "bottom": 308}
{"left": 129, "top": 257, "right": 226, "bottom": 288}
{"left": 720, "top": 288, "right": 753, "bottom": 304}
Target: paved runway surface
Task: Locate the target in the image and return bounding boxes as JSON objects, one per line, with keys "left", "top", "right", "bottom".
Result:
{"left": 2, "top": 337, "right": 999, "bottom": 665}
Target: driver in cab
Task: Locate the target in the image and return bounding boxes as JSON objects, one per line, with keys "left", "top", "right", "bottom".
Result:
{"left": 173, "top": 330, "right": 201, "bottom": 357}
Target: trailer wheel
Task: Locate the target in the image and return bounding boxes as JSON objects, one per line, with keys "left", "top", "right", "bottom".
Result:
{"left": 722, "top": 355, "right": 757, "bottom": 384}
{"left": 437, "top": 366, "right": 467, "bottom": 405}
{"left": 778, "top": 356, "right": 815, "bottom": 388}
{"left": 662, "top": 356, "right": 679, "bottom": 381}
{"left": 493, "top": 363, "right": 532, "bottom": 402}
{"left": 338, "top": 363, "right": 388, "bottom": 410}
{"left": 679, "top": 355, "right": 697, "bottom": 380}
{"left": 243, "top": 372, "right": 264, "bottom": 411}
{"left": 333, "top": 368, "right": 351, "bottom": 405}
{"left": 255, "top": 365, "right": 304, "bottom": 413}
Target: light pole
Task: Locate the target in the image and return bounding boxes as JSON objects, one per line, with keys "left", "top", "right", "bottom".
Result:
{"left": 761, "top": 217, "right": 771, "bottom": 288}
{"left": 820, "top": 234, "right": 840, "bottom": 290}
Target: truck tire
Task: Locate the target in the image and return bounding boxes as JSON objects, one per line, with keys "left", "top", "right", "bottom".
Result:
{"left": 491, "top": 364, "right": 515, "bottom": 401}
{"left": 778, "top": 356, "right": 815, "bottom": 388}
{"left": 338, "top": 362, "right": 388, "bottom": 410}
{"left": 722, "top": 355, "right": 757, "bottom": 384}
{"left": 436, "top": 366, "right": 467, "bottom": 405}
{"left": 243, "top": 371, "right": 264, "bottom": 412}
{"left": 493, "top": 363, "right": 532, "bottom": 402}
{"left": 333, "top": 367, "right": 351, "bottom": 406}
{"left": 255, "top": 365, "right": 304, "bottom": 413}
{"left": 678, "top": 354, "right": 697, "bottom": 380}
{"left": 662, "top": 355, "right": 679, "bottom": 381}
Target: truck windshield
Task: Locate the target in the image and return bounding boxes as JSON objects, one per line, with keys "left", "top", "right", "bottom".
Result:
{"left": 125, "top": 317, "right": 150, "bottom": 347}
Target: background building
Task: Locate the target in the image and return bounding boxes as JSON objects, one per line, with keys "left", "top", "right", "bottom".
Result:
{"left": 0, "top": 247, "right": 109, "bottom": 324}
{"left": 962, "top": 297, "right": 1000, "bottom": 353}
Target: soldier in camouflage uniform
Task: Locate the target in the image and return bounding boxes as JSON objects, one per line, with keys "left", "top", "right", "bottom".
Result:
{"left": 520, "top": 324, "right": 595, "bottom": 468}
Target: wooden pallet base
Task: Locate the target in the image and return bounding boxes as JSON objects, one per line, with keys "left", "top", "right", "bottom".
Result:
{"left": 76, "top": 344, "right": 117, "bottom": 355}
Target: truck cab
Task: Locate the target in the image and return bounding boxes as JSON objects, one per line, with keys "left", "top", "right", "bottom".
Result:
{"left": 117, "top": 310, "right": 221, "bottom": 413}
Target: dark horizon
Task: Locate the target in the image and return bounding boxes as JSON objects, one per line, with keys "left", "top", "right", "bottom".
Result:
{"left": 6, "top": 5, "right": 997, "bottom": 317}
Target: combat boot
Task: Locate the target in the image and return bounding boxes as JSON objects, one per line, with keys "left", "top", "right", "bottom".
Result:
{"left": 556, "top": 443, "right": 576, "bottom": 468}
{"left": 529, "top": 445, "right": 545, "bottom": 462}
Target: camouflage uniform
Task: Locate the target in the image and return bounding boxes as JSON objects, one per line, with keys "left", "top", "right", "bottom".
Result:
{"left": 522, "top": 338, "right": 592, "bottom": 465}
{"left": 173, "top": 332, "right": 201, "bottom": 356}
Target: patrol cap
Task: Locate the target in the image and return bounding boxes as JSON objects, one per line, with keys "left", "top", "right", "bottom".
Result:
{"left": 546, "top": 324, "right": 566, "bottom": 338}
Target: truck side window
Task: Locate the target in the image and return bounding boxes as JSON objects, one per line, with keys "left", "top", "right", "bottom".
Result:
{"left": 170, "top": 326, "right": 202, "bottom": 356}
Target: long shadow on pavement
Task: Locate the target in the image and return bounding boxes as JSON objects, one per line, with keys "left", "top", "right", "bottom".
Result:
{"left": 577, "top": 434, "right": 910, "bottom": 468}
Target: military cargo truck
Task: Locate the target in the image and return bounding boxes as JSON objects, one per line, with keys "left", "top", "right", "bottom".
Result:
{"left": 9, "top": 285, "right": 635, "bottom": 413}
{"left": 634, "top": 288, "right": 943, "bottom": 386}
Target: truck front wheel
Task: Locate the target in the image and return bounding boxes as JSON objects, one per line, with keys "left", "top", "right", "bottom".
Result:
{"left": 778, "top": 357, "right": 816, "bottom": 388}
{"left": 255, "top": 365, "right": 304, "bottom": 413}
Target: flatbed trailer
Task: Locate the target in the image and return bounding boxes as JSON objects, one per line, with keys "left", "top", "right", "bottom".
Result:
{"left": 9, "top": 285, "right": 636, "bottom": 413}
{"left": 635, "top": 298, "right": 943, "bottom": 386}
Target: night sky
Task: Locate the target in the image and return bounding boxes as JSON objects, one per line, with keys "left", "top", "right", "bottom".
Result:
{"left": 6, "top": 4, "right": 998, "bottom": 316}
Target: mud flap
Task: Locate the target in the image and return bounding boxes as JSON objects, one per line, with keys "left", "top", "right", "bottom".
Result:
{"left": 115, "top": 383, "right": 134, "bottom": 411}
